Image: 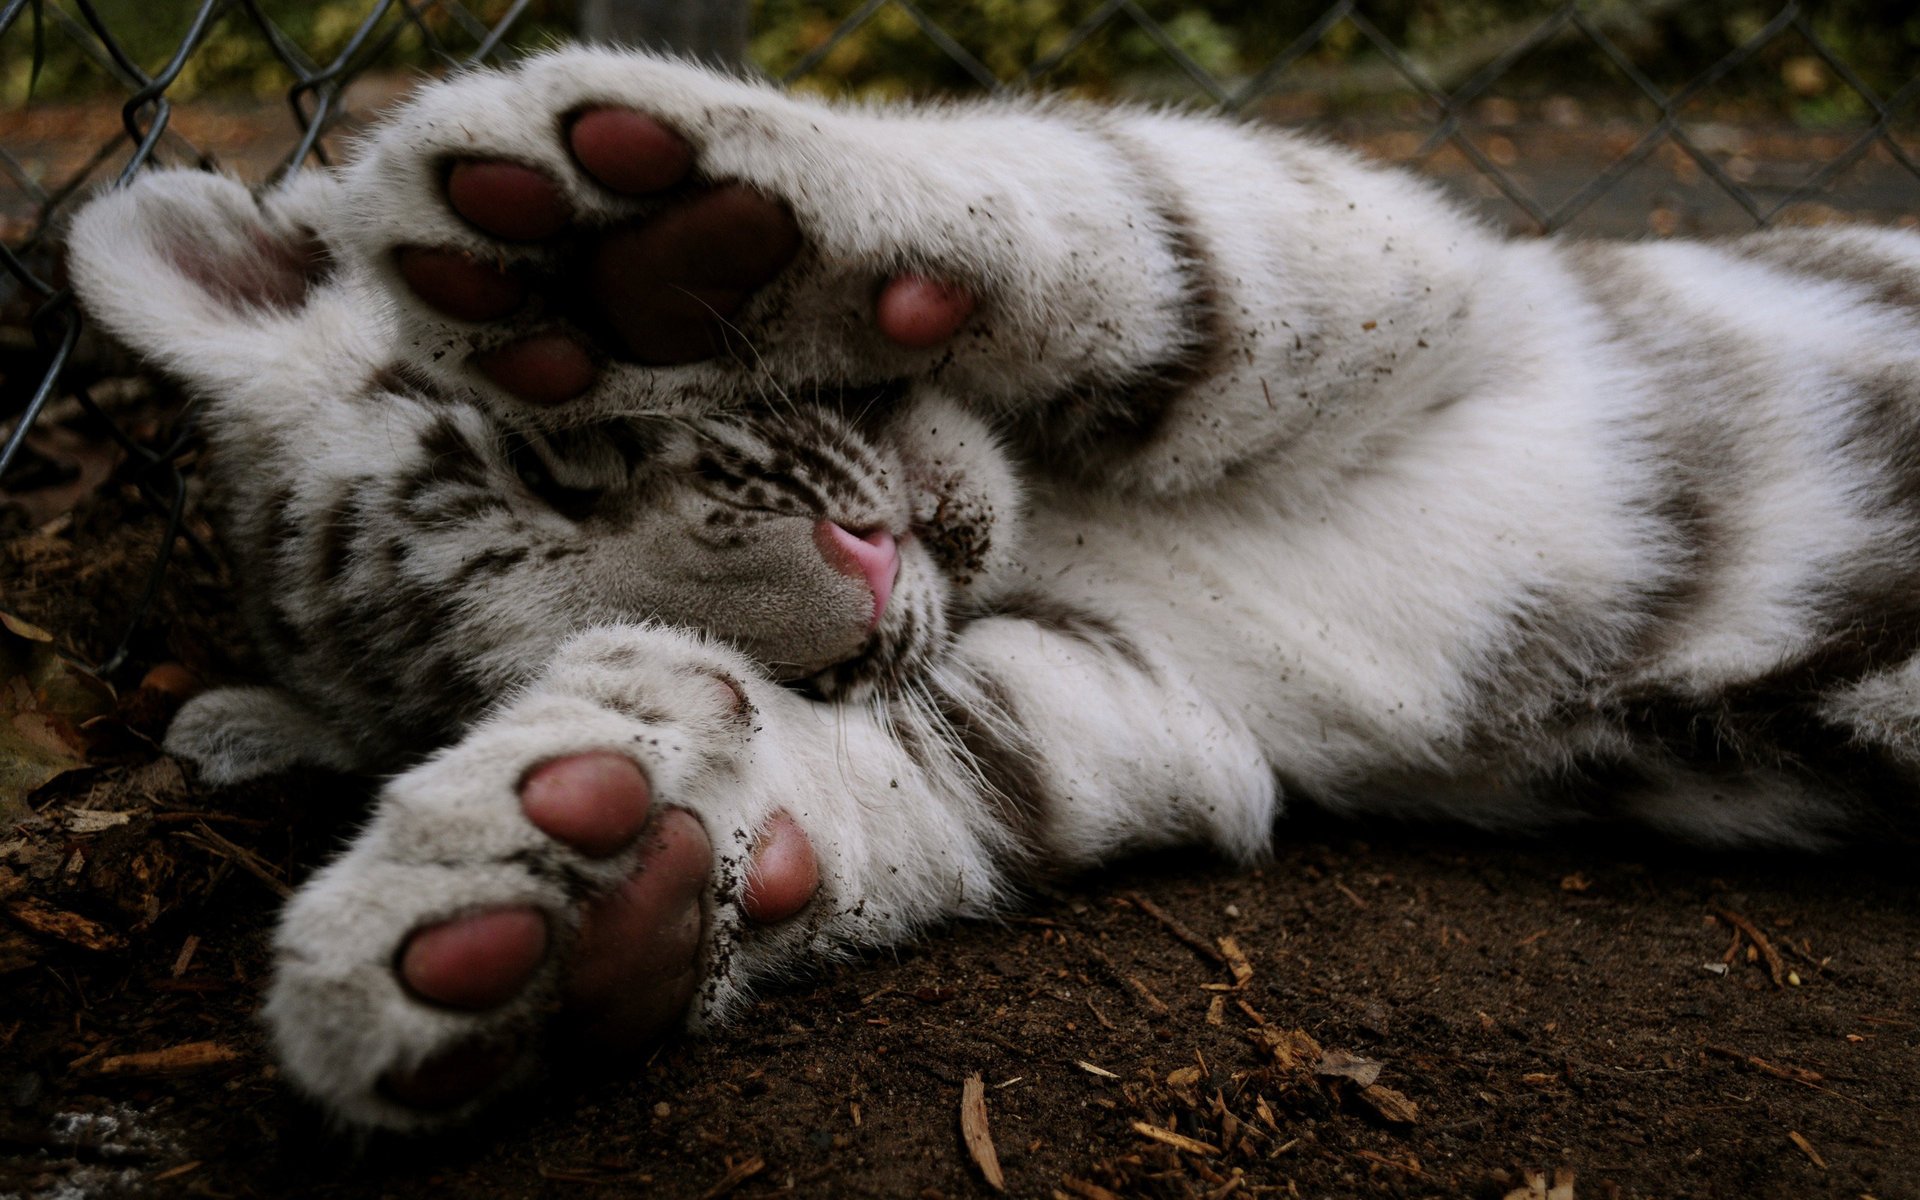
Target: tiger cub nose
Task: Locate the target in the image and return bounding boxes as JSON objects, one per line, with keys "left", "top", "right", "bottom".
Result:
{"left": 814, "top": 520, "right": 899, "bottom": 630}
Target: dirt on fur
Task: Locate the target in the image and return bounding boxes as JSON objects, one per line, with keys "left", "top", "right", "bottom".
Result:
{"left": 3, "top": 353, "right": 1918, "bottom": 1200}
{"left": 5, "top": 100, "right": 1920, "bottom": 1193}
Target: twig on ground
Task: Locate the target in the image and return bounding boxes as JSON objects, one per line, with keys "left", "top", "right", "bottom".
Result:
{"left": 175, "top": 821, "right": 291, "bottom": 899}
{"left": 960, "top": 1073, "right": 1006, "bottom": 1192}
{"left": 1125, "top": 892, "right": 1227, "bottom": 966}
{"left": 1710, "top": 905, "right": 1786, "bottom": 987}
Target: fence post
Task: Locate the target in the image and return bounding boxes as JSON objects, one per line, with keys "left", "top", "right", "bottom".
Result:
{"left": 578, "top": 0, "right": 751, "bottom": 62}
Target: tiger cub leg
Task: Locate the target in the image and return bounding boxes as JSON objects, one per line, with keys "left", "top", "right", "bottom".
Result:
{"left": 399, "top": 128, "right": 973, "bottom": 404}
{"left": 263, "top": 624, "right": 826, "bottom": 1130}
{"left": 383, "top": 753, "right": 817, "bottom": 1109}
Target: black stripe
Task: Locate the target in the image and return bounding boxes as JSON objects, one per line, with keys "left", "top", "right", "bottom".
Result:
{"left": 1724, "top": 233, "right": 1920, "bottom": 316}
{"left": 976, "top": 591, "right": 1152, "bottom": 675}
{"left": 447, "top": 544, "right": 530, "bottom": 590}
{"left": 1562, "top": 244, "right": 1748, "bottom": 675}
{"left": 931, "top": 673, "right": 1050, "bottom": 850}
{"left": 398, "top": 417, "right": 490, "bottom": 510}
{"left": 406, "top": 489, "right": 511, "bottom": 529}
{"left": 367, "top": 360, "right": 456, "bottom": 405}
{"left": 1023, "top": 122, "right": 1228, "bottom": 462}
{"left": 312, "top": 483, "right": 366, "bottom": 586}
{"left": 1839, "top": 367, "right": 1920, "bottom": 525}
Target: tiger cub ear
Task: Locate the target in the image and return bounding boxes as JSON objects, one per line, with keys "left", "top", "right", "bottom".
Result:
{"left": 65, "top": 169, "right": 344, "bottom": 391}
{"left": 164, "top": 685, "right": 361, "bottom": 785}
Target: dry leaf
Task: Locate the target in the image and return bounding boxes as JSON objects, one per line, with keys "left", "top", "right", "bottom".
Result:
{"left": 0, "top": 423, "right": 119, "bottom": 527}
{"left": 64, "top": 809, "right": 133, "bottom": 834}
{"left": 0, "top": 925, "right": 38, "bottom": 973}
{"left": 1315, "top": 1049, "right": 1383, "bottom": 1087}
{"left": 0, "top": 614, "right": 113, "bottom": 822}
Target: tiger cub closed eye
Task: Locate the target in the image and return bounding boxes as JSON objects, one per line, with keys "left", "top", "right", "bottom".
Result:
{"left": 67, "top": 47, "right": 1920, "bottom": 1130}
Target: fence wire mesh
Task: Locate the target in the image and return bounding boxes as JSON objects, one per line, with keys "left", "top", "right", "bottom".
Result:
{"left": 2, "top": 0, "right": 1917, "bottom": 677}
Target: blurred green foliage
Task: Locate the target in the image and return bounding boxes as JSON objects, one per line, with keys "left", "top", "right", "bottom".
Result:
{"left": 0, "top": 0, "right": 571, "bottom": 107}
{"left": 2, "top": 0, "right": 1915, "bottom": 127}
{"left": 751, "top": 1, "right": 1920, "bottom": 124}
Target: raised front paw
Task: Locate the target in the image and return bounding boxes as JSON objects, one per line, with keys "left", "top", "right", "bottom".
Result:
{"left": 339, "top": 48, "right": 991, "bottom": 422}
{"left": 263, "top": 627, "right": 821, "bottom": 1130}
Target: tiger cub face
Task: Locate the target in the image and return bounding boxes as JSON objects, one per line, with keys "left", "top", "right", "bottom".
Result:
{"left": 456, "top": 388, "right": 1022, "bottom": 702}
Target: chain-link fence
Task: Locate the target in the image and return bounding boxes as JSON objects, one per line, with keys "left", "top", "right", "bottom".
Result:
{"left": 2, "top": 0, "right": 1917, "bottom": 676}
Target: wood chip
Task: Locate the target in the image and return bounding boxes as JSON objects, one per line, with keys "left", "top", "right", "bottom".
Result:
{"left": 4, "top": 896, "right": 126, "bottom": 952}
{"left": 1206, "top": 1175, "right": 1245, "bottom": 1199}
{"left": 1353, "top": 1148, "right": 1422, "bottom": 1176}
{"left": 170, "top": 934, "right": 200, "bottom": 979}
{"left": 1787, "top": 1130, "right": 1827, "bottom": 1168}
{"left": 1060, "top": 1177, "right": 1124, "bottom": 1200}
{"left": 696, "top": 1156, "right": 764, "bottom": 1200}
{"left": 1205, "top": 994, "right": 1225, "bottom": 1026}
{"left": 1123, "top": 973, "right": 1170, "bottom": 1016}
{"left": 1129, "top": 1120, "right": 1220, "bottom": 1156}
{"left": 83, "top": 1041, "right": 241, "bottom": 1077}
{"left": 149, "top": 1162, "right": 201, "bottom": 1183}
{"left": 538, "top": 1165, "right": 652, "bottom": 1184}
{"left": 1355, "top": 1083, "right": 1420, "bottom": 1125}
{"left": 1711, "top": 905, "right": 1787, "bottom": 987}
{"left": 1076, "top": 1061, "right": 1120, "bottom": 1079}
{"left": 1216, "top": 936, "right": 1254, "bottom": 987}
{"left": 1254, "top": 1027, "right": 1324, "bottom": 1071}
{"left": 960, "top": 1073, "right": 1006, "bottom": 1192}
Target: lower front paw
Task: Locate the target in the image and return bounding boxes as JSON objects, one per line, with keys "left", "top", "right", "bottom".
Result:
{"left": 265, "top": 746, "right": 820, "bottom": 1130}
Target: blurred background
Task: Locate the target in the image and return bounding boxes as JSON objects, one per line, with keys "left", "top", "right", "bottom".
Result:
{"left": 1, "top": 0, "right": 1917, "bottom": 674}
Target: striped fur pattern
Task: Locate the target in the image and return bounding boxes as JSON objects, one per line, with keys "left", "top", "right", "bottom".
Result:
{"left": 65, "top": 49, "right": 1920, "bottom": 1130}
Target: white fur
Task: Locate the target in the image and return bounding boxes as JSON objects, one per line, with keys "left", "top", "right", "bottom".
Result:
{"left": 63, "top": 48, "right": 1920, "bottom": 1129}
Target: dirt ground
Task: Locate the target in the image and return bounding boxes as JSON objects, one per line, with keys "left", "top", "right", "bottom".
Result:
{"left": 3, "top": 95, "right": 1920, "bottom": 1200}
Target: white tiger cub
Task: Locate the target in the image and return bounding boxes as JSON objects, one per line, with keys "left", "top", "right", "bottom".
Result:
{"left": 65, "top": 47, "right": 1920, "bottom": 1131}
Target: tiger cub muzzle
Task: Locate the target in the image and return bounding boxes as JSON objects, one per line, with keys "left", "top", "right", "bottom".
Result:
{"left": 510, "top": 397, "right": 1009, "bottom": 699}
